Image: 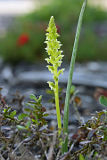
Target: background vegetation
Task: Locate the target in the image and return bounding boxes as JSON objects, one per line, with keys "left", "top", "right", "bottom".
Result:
{"left": 0, "top": 0, "right": 107, "bottom": 64}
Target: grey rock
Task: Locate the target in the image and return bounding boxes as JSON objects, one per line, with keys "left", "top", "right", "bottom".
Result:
{"left": 14, "top": 62, "right": 107, "bottom": 89}
{"left": 1, "top": 66, "right": 13, "bottom": 83}
{"left": 87, "top": 62, "right": 101, "bottom": 72}
{"left": 1, "top": 86, "right": 9, "bottom": 96}
{"left": 16, "top": 71, "right": 52, "bottom": 83}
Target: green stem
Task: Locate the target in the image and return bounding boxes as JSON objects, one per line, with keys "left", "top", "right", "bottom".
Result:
{"left": 62, "top": 0, "right": 87, "bottom": 153}
{"left": 55, "top": 79, "right": 62, "bottom": 133}
{"left": 54, "top": 66, "right": 62, "bottom": 133}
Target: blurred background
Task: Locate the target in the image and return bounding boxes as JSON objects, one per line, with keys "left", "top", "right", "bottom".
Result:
{"left": 0, "top": 0, "right": 107, "bottom": 64}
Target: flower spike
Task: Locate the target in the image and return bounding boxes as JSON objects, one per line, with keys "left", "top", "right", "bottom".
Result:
{"left": 45, "top": 16, "right": 64, "bottom": 132}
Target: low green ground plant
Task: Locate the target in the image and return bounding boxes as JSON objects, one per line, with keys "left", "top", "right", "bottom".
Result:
{"left": 1, "top": 90, "right": 107, "bottom": 159}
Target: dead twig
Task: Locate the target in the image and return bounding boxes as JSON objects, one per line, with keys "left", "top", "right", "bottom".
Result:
{"left": 47, "top": 131, "right": 57, "bottom": 160}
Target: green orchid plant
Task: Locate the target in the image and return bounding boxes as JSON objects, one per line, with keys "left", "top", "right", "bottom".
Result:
{"left": 45, "top": 0, "right": 87, "bottom": 153}
{"left": 45, "top": 16, "right": 64, "bottom": 133}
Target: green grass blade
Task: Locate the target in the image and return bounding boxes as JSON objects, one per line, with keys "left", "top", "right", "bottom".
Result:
{"left": 62, "top": 0, "right": 87, "bottom": 153}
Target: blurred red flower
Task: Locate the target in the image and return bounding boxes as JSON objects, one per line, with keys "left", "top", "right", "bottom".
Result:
{"left": 56, "top": 25, "right": 61, "bottom": 34}
{"left": 17, "top": 34, "right": 29, "bottom": 46}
